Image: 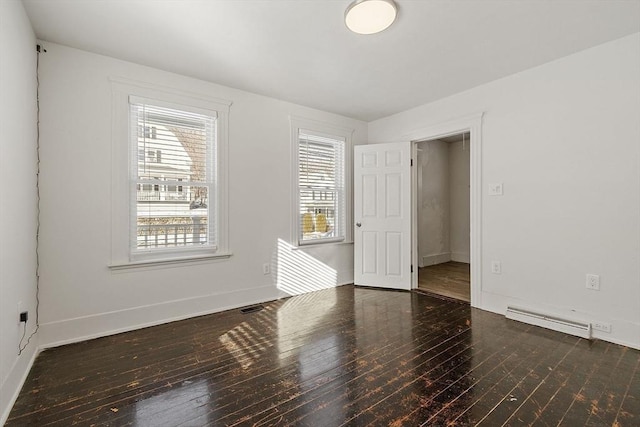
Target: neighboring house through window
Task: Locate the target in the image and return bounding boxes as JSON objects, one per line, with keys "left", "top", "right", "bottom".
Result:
{"left": 130, "top": 99, "right": 216, "bottom": 253}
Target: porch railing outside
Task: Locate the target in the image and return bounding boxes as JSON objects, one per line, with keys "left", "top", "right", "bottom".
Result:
{"left": 137, "top": 189, "right": 192, "bottom": 202}
{"left": 136, "top": 217, "right": 207, "bottom": 249}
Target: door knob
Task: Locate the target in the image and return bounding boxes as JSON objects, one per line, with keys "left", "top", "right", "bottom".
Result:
{"left": 356, "top": 222, "right": 362, "bottom": 227}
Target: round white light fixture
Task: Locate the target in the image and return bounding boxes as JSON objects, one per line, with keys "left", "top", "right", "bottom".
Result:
{"left": 345, "top": 0, "right": 398, "bottom": 35}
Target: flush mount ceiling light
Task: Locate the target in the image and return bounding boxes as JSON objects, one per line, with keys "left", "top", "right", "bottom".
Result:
{"left": 345, "top": 0, "right": 398, "bottom": 35}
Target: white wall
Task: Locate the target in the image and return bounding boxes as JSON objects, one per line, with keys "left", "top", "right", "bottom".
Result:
{"left": 36, "top": 43, "right": 367, "bottom": 347}
{"left": 417, "top": 140, "right": 450, "bottom": 266}
{"left": 449, "top": 140, "right": 470, "bottom": 263}
{"left": 369, "top": 33, "right": 640, "bottom": 348}
{"left": 417, "top": 138, "right": 471, "bottom": 267}
{"left": 0, "top": 0, "right": 39, "bottom": 423}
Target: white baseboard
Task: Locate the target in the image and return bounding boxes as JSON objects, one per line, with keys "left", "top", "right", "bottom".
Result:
{"left": 0, "top": 343, "right": 39, "bottom": 426}
{"left": 337, "top": 270, "right": 354, "bottom": 287}
{"left": 39, "top": 285, "right": 280, "bottom": 349}
{"left": 38, "top": 274, "right": 354, "bottom": 350}
{"left": 422, "top": 253, "right": 451, "bottom": 267}
{"left": 451, "top": 252, "right": 470, "bottom": 263}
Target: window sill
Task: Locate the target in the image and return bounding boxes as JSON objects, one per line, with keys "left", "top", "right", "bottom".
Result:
{"left": 109, "top": 252, "right": 233, "bottom": 271}
{"left": 292, "top": 241, "right": 353, "bottom": 250}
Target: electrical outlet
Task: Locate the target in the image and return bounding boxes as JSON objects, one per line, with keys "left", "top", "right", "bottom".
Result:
{"left": 262, "top": 263, "right": 270, "bottom": 275}
{"left": 17, "top": 301, "right": 23, "bottom": 325}
{"left": 20, "top": 311, "right": 28, "bottom": 323}
{"left": 491, "top": 261, "right": 502, "bottom": 274}
{"left": 592, "top": 321, "right": 611, "bottom": 333}
{"left": 586, "top": 274, "right": 600, "bottom": 290}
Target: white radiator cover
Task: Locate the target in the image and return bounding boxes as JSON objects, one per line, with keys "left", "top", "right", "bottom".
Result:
{"left": 505, "top": 306, "right": 591, "bottom": 339}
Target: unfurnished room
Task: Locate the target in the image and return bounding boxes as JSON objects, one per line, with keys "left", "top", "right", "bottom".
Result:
{"left": 1, "top": 0, "right": 639, "bottom": 425}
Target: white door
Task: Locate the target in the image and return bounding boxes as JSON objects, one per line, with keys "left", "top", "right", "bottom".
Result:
{"left": 354, "top": 142, "right": 412, "bottom": 290}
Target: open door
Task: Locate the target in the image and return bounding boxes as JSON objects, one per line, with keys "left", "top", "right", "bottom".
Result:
{"left": 354, "top": 142, "right": 412, "bottom": 290}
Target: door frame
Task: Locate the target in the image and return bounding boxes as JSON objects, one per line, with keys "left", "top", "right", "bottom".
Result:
{"left": 403, "top": 113, "right": 483, "bottom": 308}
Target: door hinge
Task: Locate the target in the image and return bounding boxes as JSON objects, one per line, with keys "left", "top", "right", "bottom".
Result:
{"left": 411, "top": 264, "right": 414, "bottom": 273}
{"left": 410, "top": 159, "right": 414, "bottom": 166}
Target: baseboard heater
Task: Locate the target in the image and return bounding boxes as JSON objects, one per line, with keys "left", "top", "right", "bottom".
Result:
{"left": 505, "top": 306, "right": 591, "bottom": 339}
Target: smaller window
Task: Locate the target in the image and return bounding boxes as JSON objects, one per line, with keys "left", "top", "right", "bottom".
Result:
{"left": 296, "top": 131, "right": 346, "bottom": 245}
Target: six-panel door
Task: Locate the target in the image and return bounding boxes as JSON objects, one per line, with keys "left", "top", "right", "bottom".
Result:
{"left": 354, "top": 142, "right": 412, "bottom": 290}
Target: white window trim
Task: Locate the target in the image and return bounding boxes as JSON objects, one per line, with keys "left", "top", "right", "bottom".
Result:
{"left": 290, "top": 115, "right": 353, "bottom": 247}
{"left": 109, "top": 77, "right": 232, "bottom": 269}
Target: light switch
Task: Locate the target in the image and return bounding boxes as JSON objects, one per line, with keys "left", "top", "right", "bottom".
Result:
{"left": 489, "top": 183, "right": 503, "bottom": 196}
{"left": 491, "top": 261, "right": 502, "bottom": 274}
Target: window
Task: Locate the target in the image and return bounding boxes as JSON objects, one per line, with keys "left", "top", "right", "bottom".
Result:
{"left": 292, "top": 117, "right": 353, "bottom": 246}
{"left": 130, "top": 98, "right": 217, "bottom": 255}
{"left": 110, "top": 78, "right": 231, "bottom": 268}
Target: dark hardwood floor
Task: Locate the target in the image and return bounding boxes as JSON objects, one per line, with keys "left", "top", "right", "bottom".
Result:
{"left": 419, "top": 261, "right": 471, "bottom": 302}
{"left": 7, "top": 285, "right": 639, "bottom": 426}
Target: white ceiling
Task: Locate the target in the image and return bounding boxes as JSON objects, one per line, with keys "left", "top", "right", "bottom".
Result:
{"left": 22, "top": 0, "right": 640, "bottom": 121}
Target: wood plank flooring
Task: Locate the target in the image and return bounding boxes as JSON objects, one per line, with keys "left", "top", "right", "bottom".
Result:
{"left": 7, "top": 285, "right": 639, "bottom": 426}
{"left": 418, "top": 261, "right": 471, "bottom": 302}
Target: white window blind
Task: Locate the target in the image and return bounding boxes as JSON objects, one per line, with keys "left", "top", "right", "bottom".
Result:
{"left": 129, "top": 98, "right": 217, "bottom": 253}
{"left": 298, "top": 131, "right": 345, "bottom": 244}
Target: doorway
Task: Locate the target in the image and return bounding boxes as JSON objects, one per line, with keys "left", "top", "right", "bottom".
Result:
{"left": 415, "top": 133, "right": 470, "bottom": 302}
{"left": 352, "top": 114, "right": 482, "bottom": 303}
{"left": 406, "top": 113, "right": 482, "bottom": 307}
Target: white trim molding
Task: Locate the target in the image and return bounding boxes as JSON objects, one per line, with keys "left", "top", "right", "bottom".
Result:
{"left": 108, "top": 252, "right": 233, "bottom": 271}
{"left": 110, "top": 77, "right": 232, "bottom": 266}
{"left": 39, "top": 285, "right": 278, "bottom": 349}
{"left": 0, "top": 342, "right": 39, "bottom": 425}
{"left": 407, "top": 112, "right": 484, "bottom": 308}
{"left": 450, "top": 252, "right": 470, "bottom": 264}
{"left": 422, "top": 253, "right": 452, "bottom": 267}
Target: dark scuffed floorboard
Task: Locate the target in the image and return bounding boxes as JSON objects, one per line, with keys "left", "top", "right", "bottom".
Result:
{"left": 6, "top": 285, "right": 639, "bottom": 426}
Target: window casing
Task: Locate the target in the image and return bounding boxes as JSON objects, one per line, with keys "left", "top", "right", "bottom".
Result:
{"left": 292, "top": 118, "right": 353, "bottom": 246}
{"left": 110, "top": 78, "right": 231, "bottom": 268}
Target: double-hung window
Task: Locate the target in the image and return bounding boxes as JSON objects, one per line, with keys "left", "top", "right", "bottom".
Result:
{"left": 292, "top": 118, "right": 352, "bottom": 246}
{"left": 110, "top": 78, "right": 231, "bottom": 268}
{"left": 130, "top": 98, "right": 218, "bottom": 256}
